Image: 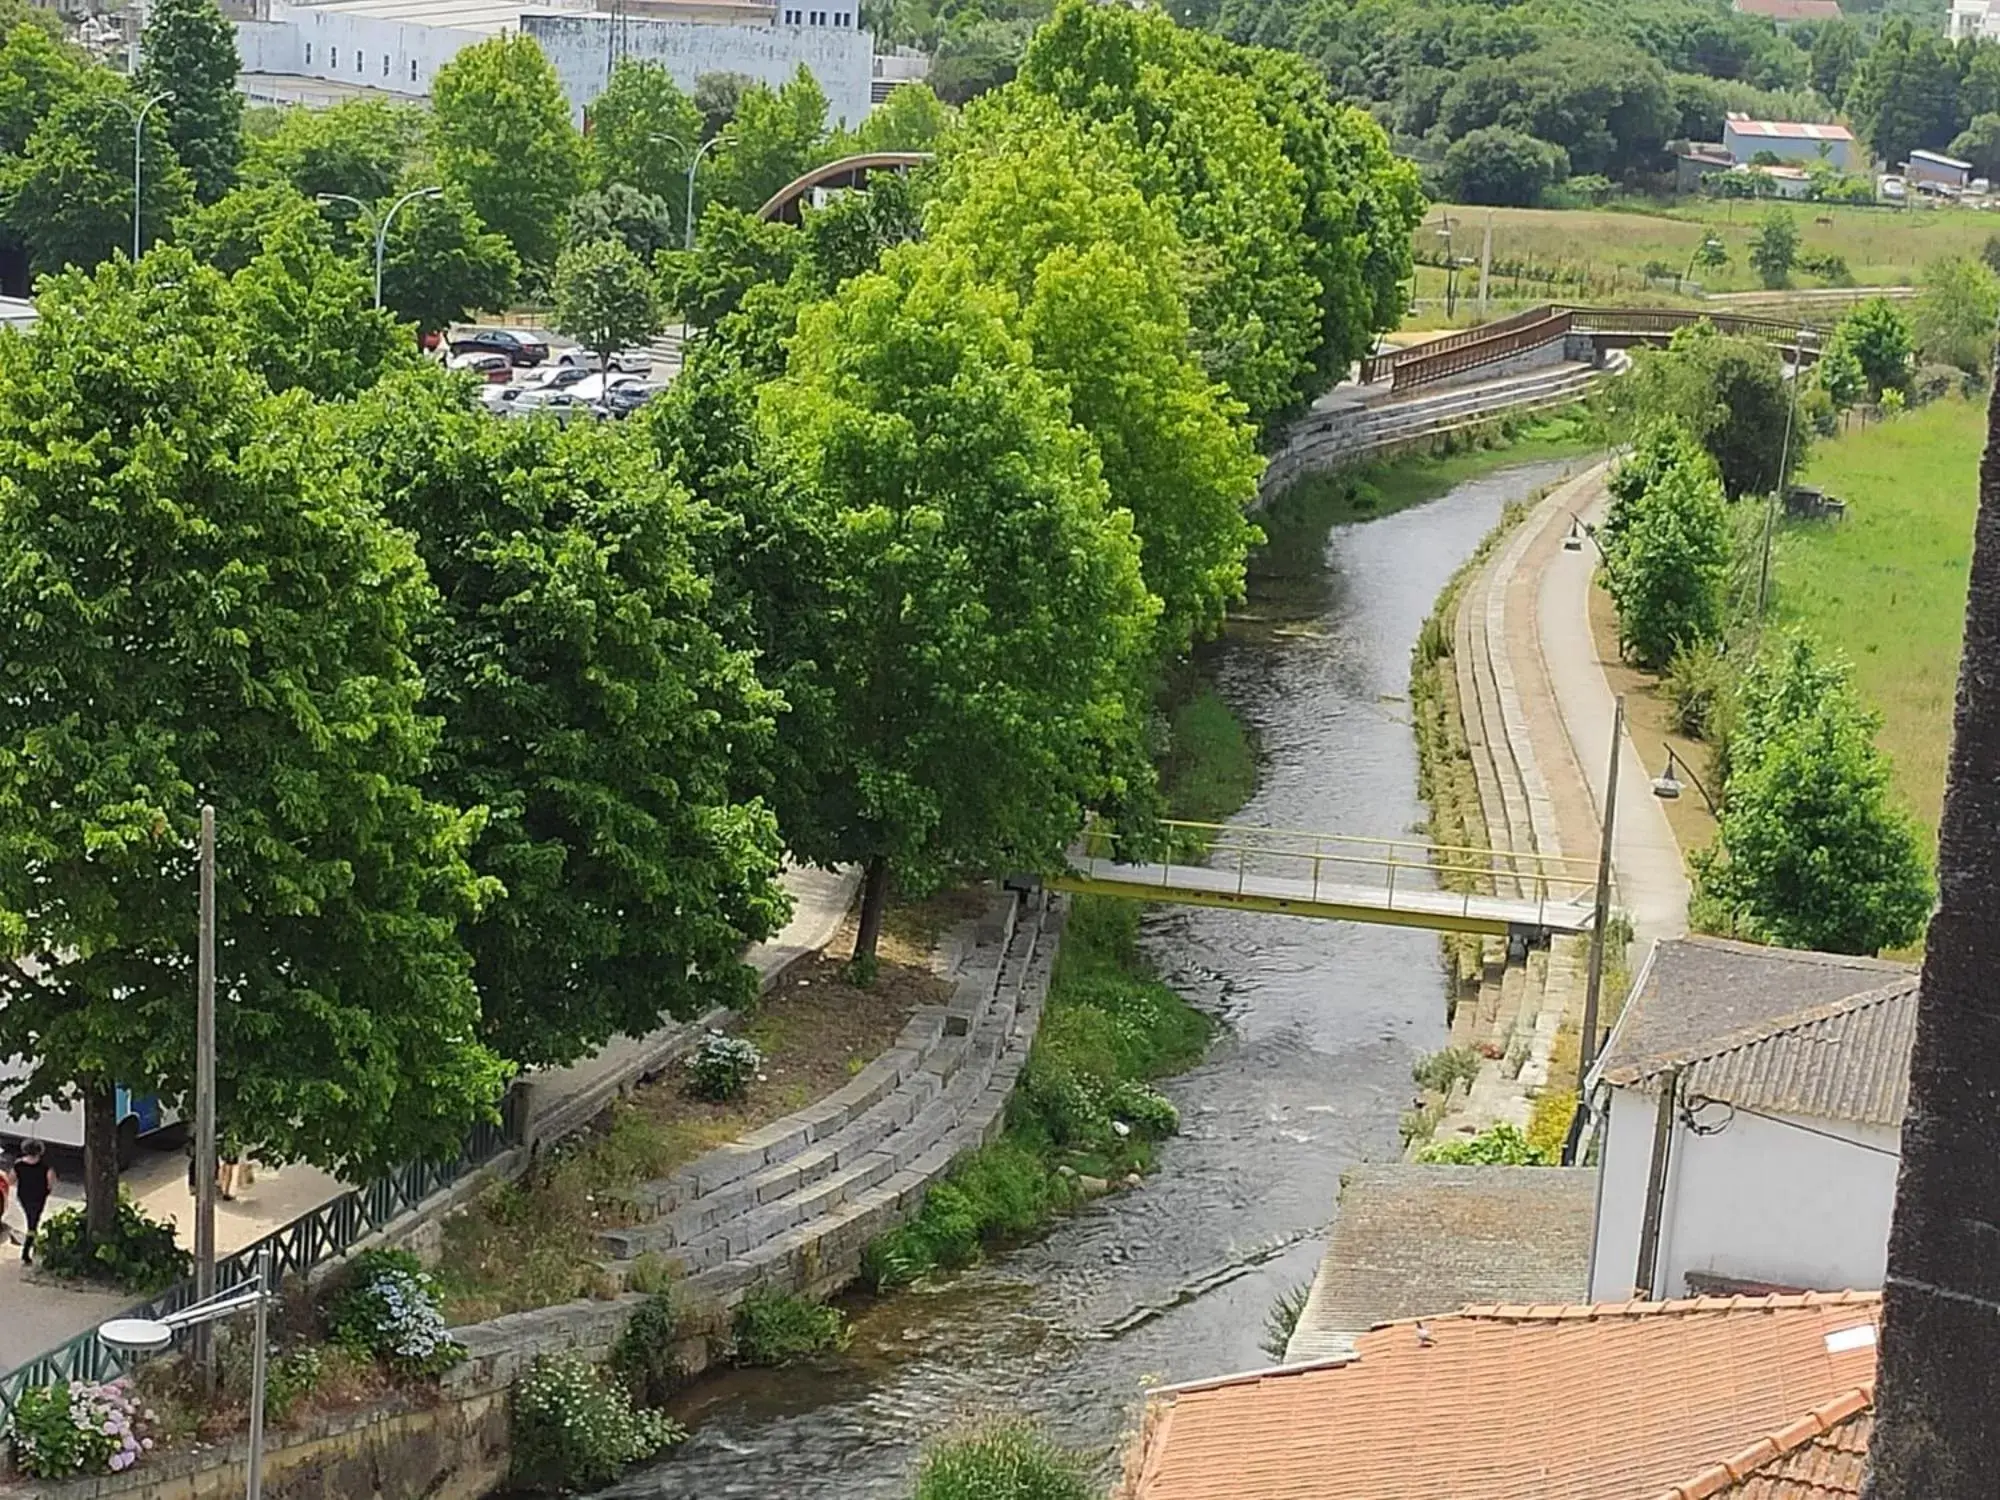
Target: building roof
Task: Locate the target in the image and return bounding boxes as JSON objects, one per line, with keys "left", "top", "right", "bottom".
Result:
{"left": 1723, "top": 117, "right": 1856, "bottom": 145}
{"left": 1686, "top": 1403, "right": 1871, "bottom": 1500}
{"left": 1596, "top": 937, "right": 1909, "bottom": 1088}
{"left": 1124, "top": 1292, "right": 1881, "bottom": 1500}
{"left": 1284, "top": 1165, "right": 1595, "bottom": 1363}
{"left": 1732, "top": 0, "right": 1844, "bottom": 21}
{"left": 1909, "top": 149, "right": 1975, "bottom": 170}
{"left": 285, "top": 0, "right": 590, "bottom": 32}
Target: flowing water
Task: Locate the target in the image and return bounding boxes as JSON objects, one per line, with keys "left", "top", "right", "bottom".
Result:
{"left": 602, "top": 459, "right": 1578, "bottom": 1499}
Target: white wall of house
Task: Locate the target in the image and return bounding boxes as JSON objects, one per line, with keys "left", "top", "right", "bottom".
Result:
{"left": 1721, "top": 123, "right": 1853, "bottom": 171}
{"left": 239, "top": 5, "right": 489, "bottom": 97}
{"left": 1589, "top": 1086, "right": 1900, "bottom": 1302}
{"left": 524, "top": 12, "right": 872, "bottom": 126}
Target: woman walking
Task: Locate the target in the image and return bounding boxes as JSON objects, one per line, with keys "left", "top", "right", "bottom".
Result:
{"left": 13, "top": 1140, "right": 54, "bottom": 1263}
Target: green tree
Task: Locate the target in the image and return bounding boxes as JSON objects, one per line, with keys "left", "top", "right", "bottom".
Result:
{"left": 2, "top": 71, "right": 194, "bottom": 272}
{"left": 846, "top": 82, "right": 953, "bottom": 152}
{"left": 1749, "top": 208, "right": 1798, "bottom": 289}
{"left": 228, "top": 215, "right": 415, "bottom": 399}
{"left": 174, "top": 179, "right": 327, "bottom": 274}
{"left": 588, "top": 59, "right": 704, "bottom": 211}
{"left": 1848, "top": 18, "right": 1959, "bottom": 169}
{"left": 0, "top": 251, "right": 507, "bottom": 1234}
{"left": 1912, "top": 254, "right": 2000, "bottom": 376}
{"left": 657, "top": 204, "right": 801, "bottom": 327}
{"left": 136, "top": 0, "right": 242, "bottom": 203}
{"left": 1603, "top": 442, "right": 1732, "bottom": 670}
{"left": 0, "top": 22, "right": 82, "bottom": 158}
{"left": 1614, "top": 326, "right": 1802, "bottom": 499}
{"left": 1834, "top": 296, "right": 1914, "bottom": 396}
{"left": 1813, "top": 333, "right": 1866, "bottom": 410}
{"left": 567, "top": 182, "right": 678, "bottom": 259}
{"left": 1433, "top": 37, "right": 1674, "bottom": 181}
{"left": 553, "top": 236, "right": 661, "bottom": 374}
{"left": 1440, "top": 125, "right": 1569, "bottom": 206}
{"left": 759, "top": 241, "right": 1157, "bottom": 958}
{"left": 695, "top": 70, "right": 754, "bottom": 139}
{"left": 243, "top": 98, "right": 424, "bottom": 205}
{"left": 1950, "top": 111, "right": 2000, "bottom": 181}
{"left": 340, "top": 371, "right": 790, "bottom": 1067}
{"left": 377, "top": 187, "right": 520, "bottom": 335}
{"left": 1693, "top": 634, "right": 1933, "bottom": 955}
{"left": 429, "top": 35, "right": 586, "bottom": 272}
{"left": 704, "top": 66, "right": 830, "bottom": 215}
{"left": 1809, "top": 18, "right": 1866, "bottom": 107}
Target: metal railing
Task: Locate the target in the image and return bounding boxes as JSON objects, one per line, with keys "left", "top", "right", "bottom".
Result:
{"left": 0, "top": 1089, "right": 525, "bottom": 1427}
{"left": 1359, "top": 303, "right": 1560, "bottom": 385}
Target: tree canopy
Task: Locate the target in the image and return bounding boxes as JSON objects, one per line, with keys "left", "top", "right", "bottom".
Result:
{"left": 136, "top": 0, "right": 241, "bottom": 204}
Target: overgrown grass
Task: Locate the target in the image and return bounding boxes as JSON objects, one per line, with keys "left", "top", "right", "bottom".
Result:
{"left": 1779, "top": 394, "right": 1983, "bottom": 854}
{"left": 914, "top": 1421, "right": 1094, "bottom": 1500}
{"left": 731, "top": 1289, "right": 849, "bottom": 1366}
{"left": 1161, "top": 683, "right": 1256, "bottom": 825}
{"left": 863, "top": 897, "right": 1212, "bottom": 1290}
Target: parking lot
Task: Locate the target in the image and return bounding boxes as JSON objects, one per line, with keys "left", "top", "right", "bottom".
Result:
{"left": 443, "top": 322, "right": 687, "bottom": 422}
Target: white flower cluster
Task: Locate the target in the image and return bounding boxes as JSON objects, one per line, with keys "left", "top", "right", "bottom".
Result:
{"left": 687, "top": 1031, "right": 765, "bottom": 1101}
{"left": 349, "top": 1265, "right": 460, "bottom": 1371}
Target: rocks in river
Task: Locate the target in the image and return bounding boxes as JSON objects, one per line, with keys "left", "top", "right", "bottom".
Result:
{"left": 1124, "top": 1173, "right": 1143, "bottom": 1189}
{"left": 1078, "top": 1175, "right": 1111, "bottom": 1197}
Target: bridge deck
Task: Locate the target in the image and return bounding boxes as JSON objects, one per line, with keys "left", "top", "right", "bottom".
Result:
{"left": 1054, "top": 856, "right": 1596, "bottom": 939}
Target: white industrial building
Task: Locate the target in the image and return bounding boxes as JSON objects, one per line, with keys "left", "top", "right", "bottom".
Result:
{"left": 233, "top": 0, "right": 874, "bottom": 124}
{"left": 1950, "top": 0, "right": 2000, "bottom": 42}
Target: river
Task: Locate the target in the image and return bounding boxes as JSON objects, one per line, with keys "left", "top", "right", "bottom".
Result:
{"left": 605, "top": 458, "right": 1578, "bottom": 1499}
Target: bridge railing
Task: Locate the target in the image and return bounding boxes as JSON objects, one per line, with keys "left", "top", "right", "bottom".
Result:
{"left": 1070, "top": 821, "right": 1603, "bottom": 932}
{"left": 1359, "top": 304, "right": 1559, "bottom": 386}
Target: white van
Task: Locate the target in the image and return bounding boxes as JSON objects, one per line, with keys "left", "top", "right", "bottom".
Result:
{"left": 0, "top": 1059, "right": 182, "bottom": 1167}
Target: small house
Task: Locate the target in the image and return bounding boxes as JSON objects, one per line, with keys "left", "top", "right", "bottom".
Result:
{"left": 1722, "top": 115, "right": 1856, "bottom": 172}
{"left": 1906, "top": 149, "right": 1974, "bottom": 193}
{"left": 1733, "top": 0, "right": 1843, "bottom": 23}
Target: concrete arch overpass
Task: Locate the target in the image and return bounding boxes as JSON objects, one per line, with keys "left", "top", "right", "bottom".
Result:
{"left": 756, "top": 151, "right": 934, "bottom": 225}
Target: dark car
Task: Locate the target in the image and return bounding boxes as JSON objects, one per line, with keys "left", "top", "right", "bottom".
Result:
{"left": 604, "top": 383, "right": 659, "bottom": 418}
{"left": 447, "top": 327, "right": 550, "bottom": 367}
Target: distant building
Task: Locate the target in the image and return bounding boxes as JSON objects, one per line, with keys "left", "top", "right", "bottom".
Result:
{"left": 1950, "top": 0, "right": 2000, "bottom": 42}
{"left": 1722, "top": 114, "right": 1856, "bottom": 171}
{"left": 1734, "top": 161, "right": 1815, "bottom": 199}
{"left": 1674, "top": 142, "right": 1734, "bottom": 194}
{"left": 1733, "top": 0, "right": 1842, "bottom": 23}
{"left": 1906, "top": 148, "right": 1974, "bottom": 193}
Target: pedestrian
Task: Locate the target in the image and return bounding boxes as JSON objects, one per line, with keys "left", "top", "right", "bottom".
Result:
{"left": 0, "top": 1152, "right": 15, "bottom": 1249}
{"left": 12, "top": 1140, "right": 52, "bottom": 1264}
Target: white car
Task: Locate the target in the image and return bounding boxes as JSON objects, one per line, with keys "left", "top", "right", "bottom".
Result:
{"left": 554, "top": 347, "right": 654, "bottom": 375}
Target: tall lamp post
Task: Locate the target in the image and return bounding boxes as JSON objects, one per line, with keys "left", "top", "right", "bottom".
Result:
{"left": 98, "top": 1245, "right": 273, "bottom": 1500}
{"left": 682, "top": 133, "right": 729, "bottom": 252}
{"left": 109, "top": 89, "right": 172, "bottom": 263}
{"left": 315, "top": 187, "right": 444, "bottom": 309}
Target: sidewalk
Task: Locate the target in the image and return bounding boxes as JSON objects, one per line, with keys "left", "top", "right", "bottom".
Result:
{"left": 0, "top": 863, "right": 858, "bottom": 1375}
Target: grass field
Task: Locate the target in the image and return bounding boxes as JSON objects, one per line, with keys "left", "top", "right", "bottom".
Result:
{"left": 1406, "top": 201, "right": 2000, "bottom": 323}
{"left": 1779, "top": 395, "right": 1985, "bottom": 848}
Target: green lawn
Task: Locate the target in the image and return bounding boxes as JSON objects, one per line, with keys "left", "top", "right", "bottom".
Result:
{"left": 1779, "top": 396, "right": 1984, "bottom": 848}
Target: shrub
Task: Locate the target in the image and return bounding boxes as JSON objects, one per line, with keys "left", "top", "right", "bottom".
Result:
{"left": 685, "top": 1032, "right": 763, "bottom": 1102}
{"left": 1660, "top": 639, "right": 1736, "bottom": 741}
{"left": 326, "top": 1248, "right": 464, "bottom": 1377}
{"left": 913, "top": 1421, "right": 1093, "bottom": 1500}
{"left": 9, "top": 1379, "right": 154, "bottom": 1478}
{"left": 731, "top": 1289, "right": 848, "bottom": 1366}
{"left": 1417, "top": 1123, "right": 1552, "bottom": 1165}
{"left": 611, "top": 1293, "right": 686, "bottom": 1408}
{"left": 1604, "top": 451, "right": 1732, "bottom": 670}
{"left": 34, "top": 1198, "right": 191, "bottom": 1293}
{"left": 1412, "top": 1045, "right": 1481, "bottom": 1095}
{"left": 1260, "top": 1281, "right": 1313, "bottom": 1361}
{"left": 1910, "top": 362, "right": 1962, "bottom": 406}
{"left": 510, "top": 1352, "right": 684, "bottom": 1493}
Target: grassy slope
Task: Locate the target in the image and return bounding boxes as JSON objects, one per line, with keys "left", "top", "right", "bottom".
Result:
{"left": 1782, "top": 396, "right": 1983, "bottom": 851}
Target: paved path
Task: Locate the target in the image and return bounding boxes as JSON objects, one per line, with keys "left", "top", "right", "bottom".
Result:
{"left": 0, "top": 863, "right": 858, "bottom": 1375}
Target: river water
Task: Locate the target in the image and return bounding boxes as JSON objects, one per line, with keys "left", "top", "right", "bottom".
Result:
{"left": 607, "top": 459, "right": 1577, "bottom": 1499}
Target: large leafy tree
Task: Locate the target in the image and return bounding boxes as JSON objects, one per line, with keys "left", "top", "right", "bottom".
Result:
{"left": 1848, "top": 18, "right": 1959, "bottom": 169}
{"left": 3, "top": 70, "right": 194, "bottom": 272}
{"left": 1831, "top": 296, "right": 1913, "bottom": 398}
{"left": 1601, "top": 426, "right": 1731, "bottom": 670}
{"left": 228, "top": 215, "right": 415, "bottom": 400}
{"left": 1692, "top": 634, "right": 1932, "bottom": 955}
{"left": 759, "top": 241, "right": 1157, "bottom": 956}
{"left": 588, "top": 59, "right": 704, "bottom": 211}
{"left": 174, "top": 178, "right": 328, "bottom": 274}
{"left": 1912, "top": 255, "right": 2000, "bottom": 378}
{"left": 340, "top": 372, "right": 790, "bottom": 1066}
{"left": 0, "top": 22, "right": 82, "bottom": 158}
{"left": 378, "top": 187, "right": 520, "bottom": 335}
{"left": 429, "top": 35, "right": 586, "bottom": 272}
{"left": 704, "top": 66, "right": 831, "bottom": 216}
{"left": 136, "top": 0, "right": 242, "bottom": 203}
{"left": 553, "top": 235, "right": 661, "bottom": 375}
{"left": 243, "top": 97, "right": 424, "bottom": 205}
{"left": 0, "top": 252, "right": 507, "bottom": 1233}
{"left": 1611, "top": 325, "right": 1801, "bottom": 499}
{"left": 566, "top": 183, "right": 678, "bottom": 260}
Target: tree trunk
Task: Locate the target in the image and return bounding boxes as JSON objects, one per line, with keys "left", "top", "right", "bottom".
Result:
{"left": 852, "top": 855, "right": 891, "bottom": 963}
{"left": 81, "top": 1077, "right": 120, "bottom": 1244}
{"left": 1865, "top": 378, "right": 2000, "bottom": 1497}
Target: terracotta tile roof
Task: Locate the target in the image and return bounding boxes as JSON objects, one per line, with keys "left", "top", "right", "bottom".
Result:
{"left": 1124, "top": 1293, "right": 1880, "bottom": 1500}
{"left": 1657, "top": 1393, "right": 1871, "bottom": 1499}
{"left": 1731, "top": 0, "right": 1845, "bottom": 23}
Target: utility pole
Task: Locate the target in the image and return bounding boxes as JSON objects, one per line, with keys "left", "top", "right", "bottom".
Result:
{"left": 1633, "top": 1066, "right": 1682, "bottom": 1298}
{"left": 194, "top": 804, "right": 217, "bottom": 1392}
{"left": 1756, "top": 327, "right": 1807, "bottom": 620}
{"left": 1479, "top": 212, "right": 1493, "bottom": 318}
{"left": 1577, "top": 696, "right": 1623, "bottom": 1086}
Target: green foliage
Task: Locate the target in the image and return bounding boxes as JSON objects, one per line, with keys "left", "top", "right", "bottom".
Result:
{"left": 1813, "top": 333, "right": 1867, "bottom": 412}
{"left": 1846, "top": 17, "right": 1959, "bottom": 171}
{"left": 136, "top": 0, "right": 242, "bottom": 203}
{"left": 1440, "top": 126, "right": 1569, "bottom": 208}
{"left": 337, "top": 372, "right": 786, "bottom": 1067}
{"left": 731, "top": 1289, "right": 849, "bottom": 1366}
{"left": 243, "top": 98, "right": 424, "bottom": 205}
{"left": 1412, "top": 1045, "right": 1481, "bottom": 1095}
{"left": 0, "top": 252, "right": 509, "bottom": 1197}
{"left": 1603, "top": 434, "right": 1732, "bottom": 670}
{"left": 1951, "top": 111, "right": 2000, "bottom": 181}
{"left": 1261, "top": 1282, "right": 1313, "bottom": 1362}
{"left": 1611, "top": 328, "right": 1801, "bottom": 500}
{"left": 174, "top": 179, "right": 326, "bottom": 275}
{"left": 325, "top": 1249, "right": 465, "bottom": 1377}
{"left": 913, "top": 1421, "right": 1094, "bottom": 1500}
{"left": 610, "top": 1292, "right": 686, "bottom": 1408}
{"left": 553, "top": 235, "right": 662, "bottom": 371}
{"left": 8, "top": 1380, "right": 152, "bottom": 1479}
{"left": 866, "top": 1138, "right": 1060, "bottom": 1288}
{"left": 510, "top": 1352, "right": 685, "bottom": 1493}
{"left": 1834, "top": 297, "right": 1913, "bottom": 398}
{"left": 686, "top": 1033, "right": 766, "bottom": 1101}
{"left": 1694, "top": 635, "right": 1934, "bottom": 955}
{"left": 1749, "top": 210, "right": 1799, "bottom": 290}
{"left": 33, "top": 1200, "right": 190, "bottom": 1292}
{"left": 1161, "top": 684, "right": 1258, "bottom": 824}
{"left": 567, "top": 183, "right": 678, "bottom": 259}
{"left": 588, "top": 59, "right": 705, "bottom": 210}
{"left": 703, "top": 65, "right": 830, "bottom": 215}
{"left": 844, "top": 81, "right": 953, "bottom": 153}
{"left": 378, "top": 188, "right": 519, "bottom": 334}
{"left": 1417, "top": 1122, "right": 1552, "bottom": 1165}
{"left": 1912, "top": 255, "right": 2000, "bottom": 377}
{"left": 429, "top": 34, "right": 586, "bottom": 271}
{"left": 1660, "top": 639, "right": 1737, "bottom": 742}
{"left": 0, "top": 24, "right": 82, "bottom": 159}
{"left": 227, "top": 214, "right": 415, "bottom": 399}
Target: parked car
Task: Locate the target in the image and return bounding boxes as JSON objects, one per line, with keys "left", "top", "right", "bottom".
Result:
{"left": 509, "top": 390, "right": 607, "bottom": 422}
{"left": 448, "top": 327, "right": 550, "bottom": 367}
{"left": 554, "top": 346, "right": 653, "bottom": 375}
{"left": 523, "top": 363, "right": 594, "bottom": 392}
{"left": 604, "top": 383, "right": 660, "bottom": 418}
{"left": 448, "top": 350, "right": 514, "bottom": 384}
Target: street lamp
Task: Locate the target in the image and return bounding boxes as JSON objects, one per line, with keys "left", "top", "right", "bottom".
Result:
{"left": 1683, "top": 235, "right": 1723, "bottom": 289}
{"left": 315, "top": 187, "right": 444, "bottom": 309}
{"left": 98, "top": 1245, "right": 273, "bottom": 1500}
{"left": 1651, "top": 744, "right": 1720, "bottom": 814}
{"left": 683, "top": 133, "right": 730, "bottom": 251}
{"left": 107, "top": 89, "right": 171, "bottom": 263}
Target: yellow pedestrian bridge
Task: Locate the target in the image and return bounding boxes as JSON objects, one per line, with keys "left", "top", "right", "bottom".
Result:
{"left": 1050, "top": 821, "right": 1601, "bottom": 943}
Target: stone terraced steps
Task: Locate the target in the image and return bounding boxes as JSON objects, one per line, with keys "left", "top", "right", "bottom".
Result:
{"left": 596, "top": 890, "right": 1059, "bottom": 1307}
